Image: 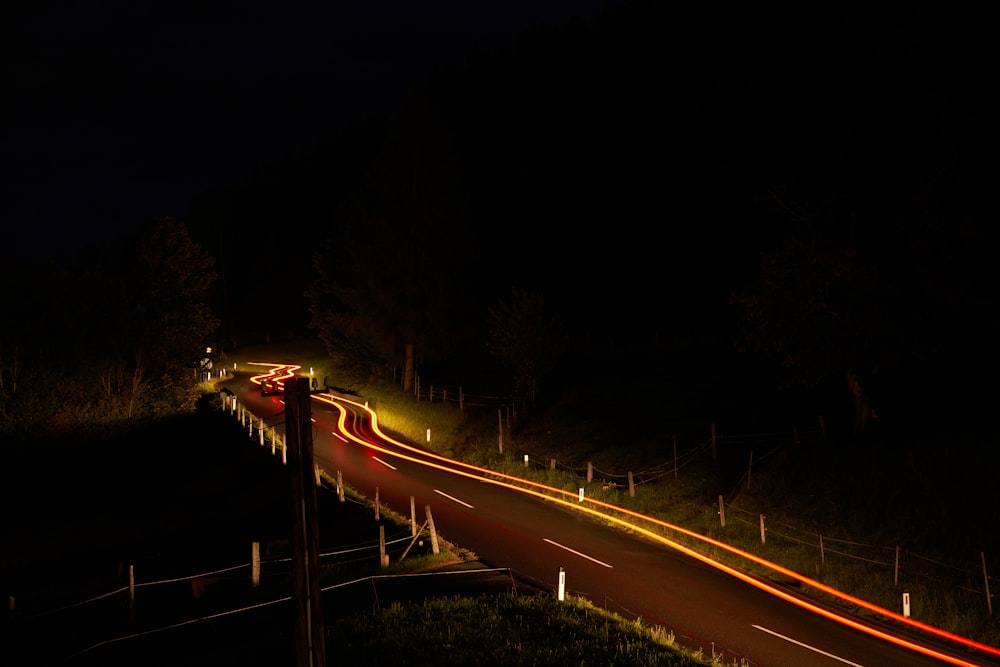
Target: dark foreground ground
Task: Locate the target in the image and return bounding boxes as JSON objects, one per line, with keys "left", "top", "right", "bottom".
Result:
{"left": 0, "top": 399, "right": 544, "bottom": 666}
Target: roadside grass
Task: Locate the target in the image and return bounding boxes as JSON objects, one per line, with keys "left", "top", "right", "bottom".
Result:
{"left": 329, "top": 594, "right": 715, "bottom": 666}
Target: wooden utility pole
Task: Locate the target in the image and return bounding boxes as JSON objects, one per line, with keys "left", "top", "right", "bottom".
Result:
{"left": 285, "top": 377, "right": 326, "bottom": 667}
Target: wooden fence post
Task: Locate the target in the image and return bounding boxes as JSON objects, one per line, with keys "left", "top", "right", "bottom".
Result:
{"left": 550, "top": 458, "right": 556, "bottom": 470}
{"left": 375, "top": 487, "right": 380, "bottom": 522}
{"left": 252, "top": 541, "right": 260, "bottom": 587}
{"left": 819, "top": 534, "right": 825, "bottom": 564}
{"left": 411, "top": 496, "right": 417, "bottom": 537}
{"left": 759, "top": 514, "right": 766, "bottom": 544}
{"left": 673, "top": 435, "right": 678, "bottom": 480}
{"left": 628, "top": 472, "right": 635, "bottom": 497}
{"left": 983, "top": 552, "right": 993, "bottom": 616}
{"left": 128, "top": 564, "right": 135, "bottom": 624}
{"left": 718, "top": 495, "right": 725, "bottom": 527}
{"left": 337, "top": 470, "right": 345, "bottom": 503}
{"left": 498, "top": 410, "right": 503, "bottom": 455}
{"left": 379, "top": 526, "right": 389, "bottom": 568}
{"left": 895, "top": 546, "right": 900, "bottom": 586}
{"left": 587, "top": 462, "right": 593, "bottom": 483}
{"left": 425, "top": 506, "right": 440, "bottom": 555}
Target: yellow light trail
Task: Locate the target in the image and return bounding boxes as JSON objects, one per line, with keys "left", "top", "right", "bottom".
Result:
{"left": 245, "top": 364, "right": 997, "bottom": 665}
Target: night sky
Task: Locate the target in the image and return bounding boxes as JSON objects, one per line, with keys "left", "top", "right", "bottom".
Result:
{"left": 5, "top": 1, "right": 614, "bottom": 262}
{"left": 6, "top": 2, "right": 999, "bottom": 364}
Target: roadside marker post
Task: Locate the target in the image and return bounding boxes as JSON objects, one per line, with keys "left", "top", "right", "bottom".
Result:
{"left": 558, "top": 567, "right": 566, "bottom": 601}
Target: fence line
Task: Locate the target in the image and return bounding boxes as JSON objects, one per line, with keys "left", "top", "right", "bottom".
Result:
{"left": 73, "top": 567, "right": 520, "bottom": 658}
{"left": 723, "top": 497, "right": 994, "bottom": 622}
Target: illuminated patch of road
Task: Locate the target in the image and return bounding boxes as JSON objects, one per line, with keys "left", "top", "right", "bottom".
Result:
{"left": 433, "top": 489, "right": 474, "bottom": 509}
{"left": 372, "top": 456, "right": 397, "bottom": 470}
{"left": 543, "top": 539, "right": 613, "bottom": 568}
{"left": 753, "top": 625, "right": 865, "bottom": 666}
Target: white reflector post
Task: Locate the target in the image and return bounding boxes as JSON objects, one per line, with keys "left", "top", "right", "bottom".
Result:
{"left": 903, "top": 590, "right": 911, "bottom": 617}
{"left": 578, "top": 488, "right": 584, "bottom": 502}
{"left": 558, "top": 567, "right": 566, "bottom": 601}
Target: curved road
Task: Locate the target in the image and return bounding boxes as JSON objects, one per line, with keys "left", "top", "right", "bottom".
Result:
{"left": 223, "top": 368, "right": 999, "bottom": 667}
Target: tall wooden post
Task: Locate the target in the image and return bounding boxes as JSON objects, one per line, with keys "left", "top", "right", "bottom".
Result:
{"left": 128, "top": 565, "right": 135, "bottom": 624}
{"left": 498, "top": 409, "right": 503, "bottom": 455}
{"left": 983, "top": 552, "right": 993, "bottom": 616}
{"left": 252, "top": 541, "right": 260, "bottom": 588}
{"left": 285, "top": 377, "right": 326, "bottom": 667}
{"left": 673, "top": 435, "right": 678, "bottom": 480}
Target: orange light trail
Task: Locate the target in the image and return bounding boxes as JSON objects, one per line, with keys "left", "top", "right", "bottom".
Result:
{"left": 244, "top": 365, "right": 996, "bottom": 665}
{"left": 247, "top": 362, "right": 301, "bottom": 391}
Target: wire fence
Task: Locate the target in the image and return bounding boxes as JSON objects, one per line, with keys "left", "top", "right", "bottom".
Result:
{"left": 485, "top": 420, "right": 996, "bottom": 627}
{"left": 721, "top": 500, "right": 996, "bottom": 621}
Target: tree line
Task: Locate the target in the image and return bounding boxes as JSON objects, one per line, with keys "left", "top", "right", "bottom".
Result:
{"left": 0, "top": 219, "right": 219, "bottom": 438}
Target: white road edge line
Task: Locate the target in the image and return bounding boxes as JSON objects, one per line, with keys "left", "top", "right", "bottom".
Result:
{"left": 331, "top": 432, "right": 348, "bottom": 443}
{"left": 752, "top": 624, "right": 865, "bottom": 667}
{"left": 372, "top": 456, "right": 397, "bottom": 470}
{"left": 433, "top": 489, "right": 474, "bottom": 508}
{"left": 543, "top": 539, "right": 613, "bottom": 568}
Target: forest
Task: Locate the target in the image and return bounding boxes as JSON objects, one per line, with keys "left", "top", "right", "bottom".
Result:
{"left": 2, "top": 2, "right": 997, "bottom": 443}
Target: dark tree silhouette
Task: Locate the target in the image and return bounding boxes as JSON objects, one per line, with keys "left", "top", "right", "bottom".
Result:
{"left": 487, "top": 288, "right": 568, "bottom": 405}
{"left": 0, "top": 218, "right": 219, "bottom": 435}
{"left": 307, "top": 88, "right": 472, "bottom": 390}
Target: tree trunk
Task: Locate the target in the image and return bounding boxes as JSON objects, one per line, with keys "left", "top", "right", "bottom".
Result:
{"left": 403, "top": 343, "right": 415, "bottom": 393}
{"left": 846, "top": 372, "right": 870, "bottom": 435}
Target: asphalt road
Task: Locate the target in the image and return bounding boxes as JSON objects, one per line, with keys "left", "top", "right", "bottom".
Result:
{"left": 224, "top": 372, "right": 999, "bottom": 667}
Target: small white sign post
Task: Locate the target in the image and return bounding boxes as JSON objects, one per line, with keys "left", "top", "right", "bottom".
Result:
{"left": 902, "top": 590, "right": 911, "bottom": 618}
{"left": 558, "top": 567, "right": 566, "bottom": 601}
